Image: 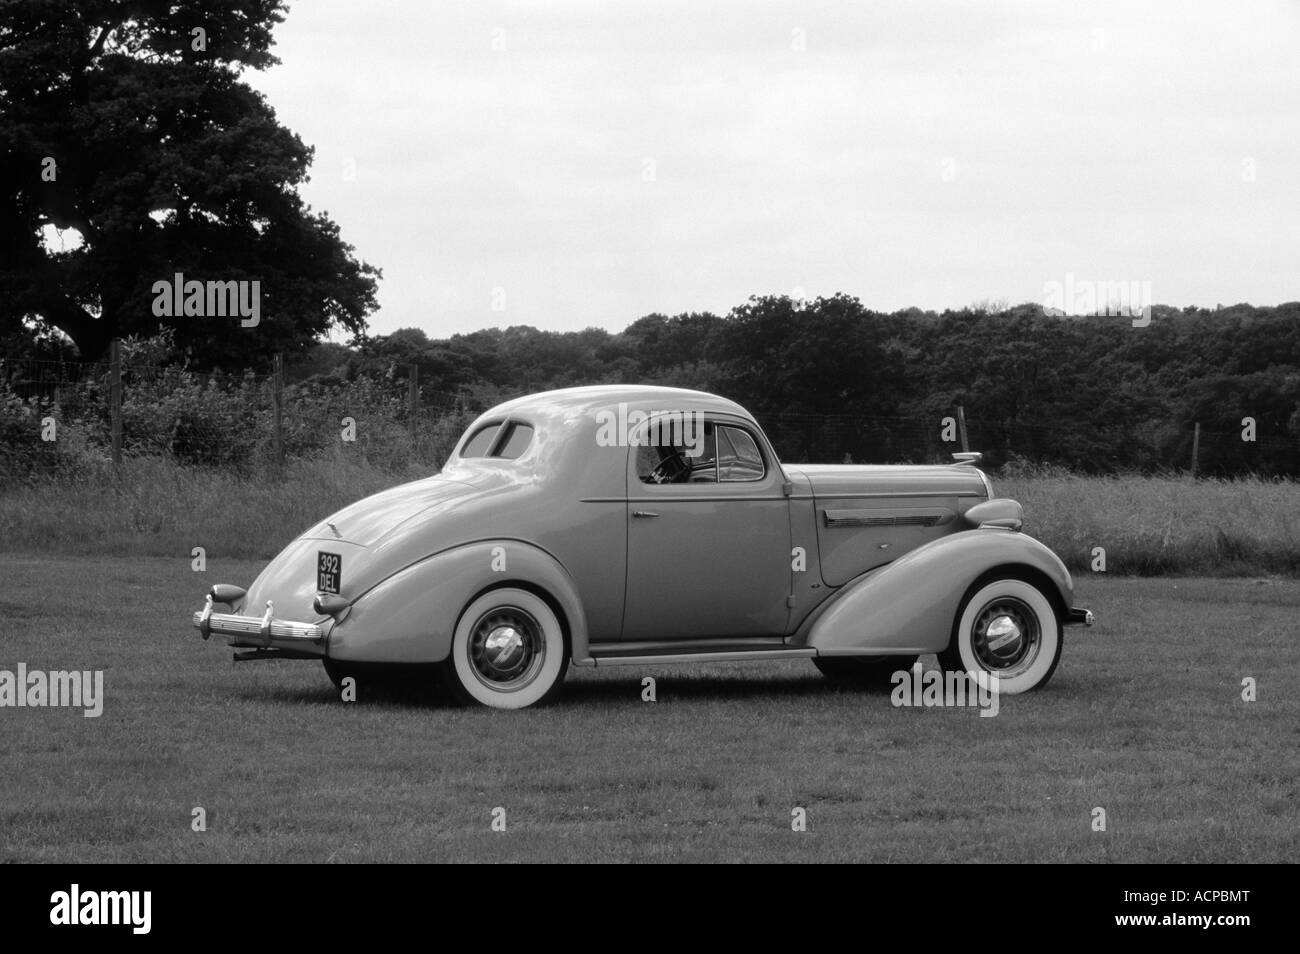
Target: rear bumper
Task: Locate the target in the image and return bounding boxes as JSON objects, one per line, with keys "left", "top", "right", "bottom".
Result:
{"left": 1066, "top": 606, "right": 1095, "bottom": 627}
{"left": 193, "top": 596, "right": 327, "bottom": 658}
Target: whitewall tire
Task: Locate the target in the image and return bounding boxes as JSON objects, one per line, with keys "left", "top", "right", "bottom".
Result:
{"left": 442, "top": 588, "right": 568, "bottom": 709}
{"left": 940, "top": 578, "right": 1062, "bottom": 694}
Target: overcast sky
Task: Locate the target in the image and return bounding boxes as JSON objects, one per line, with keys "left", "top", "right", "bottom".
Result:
{"left": 244, "top": 0, "right": 1300, "bottom": 340}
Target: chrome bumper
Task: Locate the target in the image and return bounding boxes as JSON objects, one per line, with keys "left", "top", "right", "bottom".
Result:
{"left": 1066, "top": 606, "right": 1095, "bottom": 627}
{"left": 192, "top": 595, "right": 327, "bottom": 656}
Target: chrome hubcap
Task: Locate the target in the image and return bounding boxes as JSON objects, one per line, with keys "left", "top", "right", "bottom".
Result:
{"left": 972, "top": 597, "right": 1040, "bottom": 676}
{"left": 468, "top": 608, "right": 544, "bottom": 691}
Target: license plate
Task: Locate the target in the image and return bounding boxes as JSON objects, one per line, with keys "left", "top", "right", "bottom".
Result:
{"left": 317, "top": 551, "right": 342, "bottom": 594}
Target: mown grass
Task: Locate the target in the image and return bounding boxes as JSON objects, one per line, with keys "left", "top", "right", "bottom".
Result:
{"left": 0, "top": 558, "right": 1295, "bottom": 862}
{"left": 2, "top": 458, "right": 1298, "bottom": 575}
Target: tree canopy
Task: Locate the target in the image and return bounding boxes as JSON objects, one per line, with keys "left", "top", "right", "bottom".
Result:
{"left": 334, "top": 296, "right": 1300, "bottom": 475}
{"left": 0, "top": 0, "right": 380, "bottom": 366}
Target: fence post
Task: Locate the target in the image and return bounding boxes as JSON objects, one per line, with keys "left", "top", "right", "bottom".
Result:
{"left": 109, "top": 338, "right": 122, "bottom": 467}
{"left": 408, "top": 364, "right": 419, "bottom": 453}
{"left": 1191, "top": 421, "right": 1200, "bottom": 476}
{"left": 956, "top": 405, "right": 969, "bottom": 453}
{"left": 272, "top": 353, "right": 284, "bottom": 471}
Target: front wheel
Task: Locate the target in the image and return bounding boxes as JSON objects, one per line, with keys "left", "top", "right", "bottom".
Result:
{"left": 939, "top": 577, "right": 1062, "bottom": 694}
{"left": 440, "top": 588, "right": 568, "bottom": 709}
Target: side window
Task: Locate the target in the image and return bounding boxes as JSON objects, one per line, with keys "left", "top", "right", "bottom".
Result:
{"left": 636, "top": 421, "right": 767, "bottom": 484}
{"left": 636, "top": 419, "right": 718, "bottom": 484}
{"left": 717, "top": 425, "right": 765, "bottom": 481}
{"left": 635, "top": 443, "right": 665, "bottom": 482}
{"left": 686, "top": 423, "right": 718, "bottom": 483}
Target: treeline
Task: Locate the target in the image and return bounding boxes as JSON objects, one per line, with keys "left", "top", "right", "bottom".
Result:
{"left": 317, "top": 296, "right": 1300, "bottom": 475}
{"left": 7, "top": 295, "right": 1299, "bottom": 475}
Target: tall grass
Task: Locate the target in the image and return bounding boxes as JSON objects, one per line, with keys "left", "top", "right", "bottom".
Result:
{"left": 999, "top": 472, "right": 1300, "bottom": 575}
{"left": 2, "top": 459, "right": 1298, "bottom": 574}
{"left": 0, "top": 453, "right": 429, "bottom": 559}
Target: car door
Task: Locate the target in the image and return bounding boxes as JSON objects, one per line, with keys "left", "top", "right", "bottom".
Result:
{"left": 622, "top": 415, "right": 792, "bottom": 641}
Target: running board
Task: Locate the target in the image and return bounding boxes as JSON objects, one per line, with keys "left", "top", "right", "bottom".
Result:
{"left": 587, "top": 648, "right": 817, "bottom": 667}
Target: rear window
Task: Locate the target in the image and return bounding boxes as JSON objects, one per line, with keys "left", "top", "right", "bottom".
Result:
{"left": 460, "top": 420, "right": 535, "bottom": 460}
{"left": 495, "top": 423, "right": 534, "bottom": 459}
{"left": 460, "top": 423, "right": 501, "bottom": 458}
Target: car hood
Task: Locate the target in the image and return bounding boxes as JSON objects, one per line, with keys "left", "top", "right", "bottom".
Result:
{"left": 787, "top": 463, "right": 987, "bottom": 498}
{"left": 787, "top": 464, "right": 990, "bottom": 587}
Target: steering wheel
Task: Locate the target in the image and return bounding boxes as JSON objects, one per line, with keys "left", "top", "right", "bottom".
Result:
{"left": 648, "top": 450, "right": 689, "bottom": 484}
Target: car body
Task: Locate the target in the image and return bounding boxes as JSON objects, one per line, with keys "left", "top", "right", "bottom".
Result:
{"left": 192, "top": 385, "right": 1094, "bottom": 707}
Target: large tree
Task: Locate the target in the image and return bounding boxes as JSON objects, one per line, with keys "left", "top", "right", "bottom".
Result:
{"left": 0, "top": 0, "right": 380, "bottom": 366}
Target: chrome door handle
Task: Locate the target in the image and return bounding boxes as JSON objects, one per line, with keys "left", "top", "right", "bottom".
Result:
{"left": 632, "top": 510, "right": 660, "bottom": 518}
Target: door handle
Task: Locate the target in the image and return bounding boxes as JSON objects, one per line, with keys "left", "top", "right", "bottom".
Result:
{"left": 632, "top": 510, "right": 660, "bottom": 518}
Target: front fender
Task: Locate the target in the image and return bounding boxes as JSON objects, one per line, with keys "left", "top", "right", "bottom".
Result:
{"left": 327, "top": 540, "right": 589, "bottom": 664}
{"left": 798, "top": 529, "right": 1074, "bottom": 655}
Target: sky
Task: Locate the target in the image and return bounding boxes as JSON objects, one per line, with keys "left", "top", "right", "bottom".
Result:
{"left": 242, "top": 0, "right": 1300, "bottom": 340}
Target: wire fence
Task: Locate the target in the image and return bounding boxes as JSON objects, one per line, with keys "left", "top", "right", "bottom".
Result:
{"left": 2, "top": 350, "right": 1297, "bottom": 479}
{"left": 0, "top": 350, "right": 494, "bottom": 479}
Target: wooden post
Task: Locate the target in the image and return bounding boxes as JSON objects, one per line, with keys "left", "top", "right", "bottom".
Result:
{"left": 408, "top": 364, "right": 419, "bottom": 451}
{"left": 272, "top": 353, "right": 285, "bottom": 470}
{"left": 109, "top": 338, "right": 122, "bottom": 466}
{"left": 1191, "top": 421, "right": 1200, "bottom": 476}
{"left": 956, "top": 405, "right": 969, "bottom": 453}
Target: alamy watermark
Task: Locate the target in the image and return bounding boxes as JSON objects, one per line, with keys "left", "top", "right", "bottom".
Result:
{"left": 50, "top": 885, "right": 150, "bottom": 934}
{"left": 0, "top": 664, "right": 103, "bottom": 718}
{"left": 1043, "top": 272, "right": 1152, "bottom": 327}
{"left": 890, "top": 663, "right": 1000, "bottom": 717}
{"left": 150, "top": 271, "right": 261, "bottom": 327}
{"left": 595, "top": 403, "right": 705, "bottom": 457}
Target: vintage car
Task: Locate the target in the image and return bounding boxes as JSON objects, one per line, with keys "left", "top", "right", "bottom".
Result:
{"left": 191, "top": 385, "right": 1093, "bottom": 708}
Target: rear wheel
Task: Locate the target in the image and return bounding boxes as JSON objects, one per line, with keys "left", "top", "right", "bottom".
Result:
{"left": 814, "top": 655, "right": 917, "bottom": 687}
{"left": 939, "top": 577, "right": 1062, "bottom": 693}
{"left": 440, "top": 588, "right": 568, "bottom": 709}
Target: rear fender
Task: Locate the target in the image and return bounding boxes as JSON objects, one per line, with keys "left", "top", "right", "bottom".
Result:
{"left": 799, "top": 529, "right": 1074, "bottom": 655}
{"left": 328, "top": 540, "right": 588, "bottom": 664}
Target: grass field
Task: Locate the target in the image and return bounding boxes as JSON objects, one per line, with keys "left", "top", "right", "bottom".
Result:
{"left": 3, "top": 460, "right": 1299, "bottom": 576}
{"left": 1, "top": 555, "right": 1296, "bottom": 862}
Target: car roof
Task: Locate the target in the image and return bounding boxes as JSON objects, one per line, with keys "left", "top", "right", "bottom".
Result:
{"left": 483, "top": 385, "right": 752, "bottom": 421}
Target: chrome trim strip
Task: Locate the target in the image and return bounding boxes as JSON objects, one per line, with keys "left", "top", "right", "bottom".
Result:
{"left": 592, "top": 637, "right": 787, "bottom": 654}
{"left": 822, "top": 508, "right": 955, "bottom": 529}
{"left": 626, "top": 495, "right": 790, "bottom": 503}
{"left": 803, "top": 491, "right": 982, "bottom": 500}
{"left": 816, "top": 647, "right": 932, "bottom": 657}
{"left": 583, "top": 492, "right": 984, "bottom": 502}
{"left": 591, "top": 649, "right": 817, "bottom": 667}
